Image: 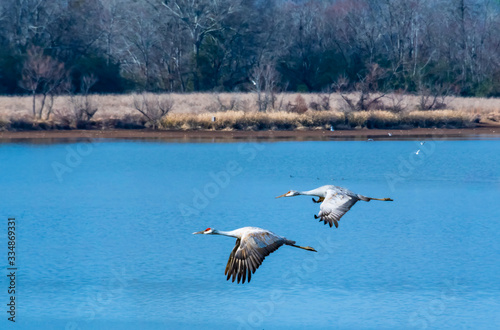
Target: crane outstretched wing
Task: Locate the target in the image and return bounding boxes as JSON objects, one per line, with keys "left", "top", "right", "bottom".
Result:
{"left": 316, "top": 189, "right": 359, "bottom": 228}
{"left": 225, "top": 232, "right": 284, "bottom": 284}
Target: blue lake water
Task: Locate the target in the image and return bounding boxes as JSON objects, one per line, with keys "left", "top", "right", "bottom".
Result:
{"left": 0, "top": 138, "right": 499, "bottom": 329}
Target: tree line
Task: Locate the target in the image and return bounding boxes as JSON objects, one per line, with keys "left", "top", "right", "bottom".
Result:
{"left": 1, "top": 0, "right": 500, "bottom": 97}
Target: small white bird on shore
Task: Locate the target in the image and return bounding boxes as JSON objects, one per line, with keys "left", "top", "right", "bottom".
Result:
{"left": 193, "top": 227, "right": 316, "bottom": 284}
{"left": 388, "top": 133, "right": 392, "bottom": 136}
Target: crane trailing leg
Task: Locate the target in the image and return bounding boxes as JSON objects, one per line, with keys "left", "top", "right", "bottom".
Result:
{"left": 285, "top": 239, "right": 317, "bottom": 252}
{"left": 358, "top": 194, "right": 393, "bottom": 202}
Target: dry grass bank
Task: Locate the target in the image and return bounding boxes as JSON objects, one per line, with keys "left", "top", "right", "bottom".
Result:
{"left": 0, "top": 92, "right": 497, "bottom": 131}
{"left": 1, "top": 92, "right": 500, "bottom": 116}
{"left": 161, "top": 110, "right": 479, "bottom": 130}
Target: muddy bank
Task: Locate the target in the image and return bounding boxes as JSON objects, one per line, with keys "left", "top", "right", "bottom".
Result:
{"left": 1, "top": 126, "right": 499, "bottom": 143}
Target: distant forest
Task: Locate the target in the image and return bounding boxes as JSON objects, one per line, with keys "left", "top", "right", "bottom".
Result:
{"left": 1, "top": 0, "right": 500, "bottom": 96}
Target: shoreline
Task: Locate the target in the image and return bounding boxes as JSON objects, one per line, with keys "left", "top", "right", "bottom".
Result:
{"left": 1, "top": 126, "right": 499, "bottom": 142}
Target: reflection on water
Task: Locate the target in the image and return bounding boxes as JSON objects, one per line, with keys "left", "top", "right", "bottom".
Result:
{"left": 0, "top": 140, "right": 499, "bottom": 329}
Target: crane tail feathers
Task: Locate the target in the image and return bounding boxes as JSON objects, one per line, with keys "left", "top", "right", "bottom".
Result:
{"left": 290, "top": 244, "right": 317, "bottom": 252}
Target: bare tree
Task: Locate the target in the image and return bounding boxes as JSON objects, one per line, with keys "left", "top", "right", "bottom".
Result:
{"left": 69, "top": 74, "right": 99, "bottom": 124}
{"left": 385, "top": 89, "right": 408, "bottom": 113}
{"left": 417, "top": 82, "right": 452, "bottom": 110}
{"left": 158, "top": 0, "right": 243, "bottom": 90}
{"left": 251, "top": 62, "right": 279, "bottom": 112}
{"left": 19, "top": 46, "right": 68, "bottom": 120}
{"left": 121, "top": 6, "right": 161, "bottom": 91}
{"left": 133, "top": 93, "right": 174, "bottom": 128}
{"left": 209, "top": 93, "right": 239, "bottom": 112}
{"left": 0, "top": 0, "right": 62, "bottom": 53}
{"left": 286, "top": 94, "right": 308, "bottom": 114}
{"left": 337, "top": 64, "right": 388, "bottom": 111}
{"left": 310, "top": 85, "right": 335, "bottom": 111}
{"left": 54, "top": 74, "right": 99, "bottom": 128}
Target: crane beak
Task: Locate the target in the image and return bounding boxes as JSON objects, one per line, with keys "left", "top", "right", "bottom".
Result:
{"left": 192, "top": 231, "right": 204, "bottom": 235}
{"left": 275, "top": 193, "right": 287, "bottom": 198}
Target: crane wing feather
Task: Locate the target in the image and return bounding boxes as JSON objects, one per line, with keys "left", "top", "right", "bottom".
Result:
{"left": 317, "top": 189, "right": 360, "bottom": 228}
{"left": 225, "top": 231, "right": 284, "bottom": 284}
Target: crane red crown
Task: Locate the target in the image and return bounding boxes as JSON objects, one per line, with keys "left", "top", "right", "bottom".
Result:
{"left": 205, "top": 228, "right": 211, "bottom": 231}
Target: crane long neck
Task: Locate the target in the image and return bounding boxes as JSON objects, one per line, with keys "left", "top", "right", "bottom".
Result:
{"left": 299, "top": 188, "right": 324, "bottom": 197}
{"left": 213, "top": 230, "right": 239, "bottom": 238}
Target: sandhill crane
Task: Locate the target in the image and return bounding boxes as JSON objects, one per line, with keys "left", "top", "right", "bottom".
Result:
{"left": 193, "top": 227, "right": 316, "bottom": 284}
{"left": 276, "top": 185, "right": 393, "bottom": 228}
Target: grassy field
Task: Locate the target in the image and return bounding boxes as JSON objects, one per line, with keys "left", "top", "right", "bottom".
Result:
{"left": 0, "top": 92, "right": 498, "bottom": 131}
